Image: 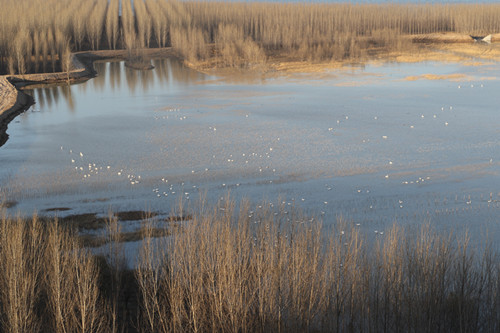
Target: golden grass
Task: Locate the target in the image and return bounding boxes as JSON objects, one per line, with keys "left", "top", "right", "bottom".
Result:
{"left": 404, "top": 73, "right": 467, "bottom": 81}
{"left": 1, "top": 1, "right": 500, "bottom": 75}
{"left": 392, "top": 50, "right": 469, "bottom": 63}
{"left": 438, "top": 43, "right": 500, "bottom": 61}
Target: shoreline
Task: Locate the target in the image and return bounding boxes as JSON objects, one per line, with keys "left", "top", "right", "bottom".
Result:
{"left": 0, "top": 48, "right": 178, "bottom": 147}
{"left": 1, "top": 38, "right": 499, "bottom": 146}
{"left": 0, "top": 77, "right": 33, "bottom": 146}
{"left": 185, "top": 38, "right": 500, "bottom": 77}
{"left": 0, "top": 51, "right": 98, "bottom": 147}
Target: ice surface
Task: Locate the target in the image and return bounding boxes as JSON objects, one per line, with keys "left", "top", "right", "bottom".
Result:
{"left": 1, "top": 58, "right": 499, "bottom": 245}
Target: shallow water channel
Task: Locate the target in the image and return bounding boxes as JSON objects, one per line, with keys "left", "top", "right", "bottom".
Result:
{"left": 1, "top": 58, "right": 499, "bottom": 243}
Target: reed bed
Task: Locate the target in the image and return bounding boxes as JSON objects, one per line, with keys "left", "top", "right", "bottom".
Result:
{"left": 0, "top": 213, "right": 107, "bottom": 332}
{"left": 0, "top": 198, "right": 499, "bottom": 332}
{"left": 1, "top": 1, "right": 500, "bottom": 74}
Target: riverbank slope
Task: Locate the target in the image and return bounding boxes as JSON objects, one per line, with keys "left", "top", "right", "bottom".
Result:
{"left": 0, "top": 48, "right": 178, "bottom": 146}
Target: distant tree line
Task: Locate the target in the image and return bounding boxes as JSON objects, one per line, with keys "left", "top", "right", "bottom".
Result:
{"left": 1, "top": 0, "right": 499, "bottom": 74}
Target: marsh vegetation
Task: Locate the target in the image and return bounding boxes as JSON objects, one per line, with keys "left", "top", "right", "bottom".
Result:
{"left": 0, "top": 199, "right": 499, "bottom": 332}
{"left": 1, "top": 2, "right": 500, "bottom": 331}
{"left": 1, "top": 0, "right": 500, "bottom": 74}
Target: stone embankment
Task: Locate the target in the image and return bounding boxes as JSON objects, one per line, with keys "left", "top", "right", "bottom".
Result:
{"left": 0, "top": 52, "right": 96, "bottom": 146}
{"left": 0, "top": 52, "right": 94, "bottom": 112}
{"left": 0, "top": 48, "right": 177, "bottom": 146}
{"left": 0, "top": 76, "right": 18, "bottom": 113}
{"left": 0, "top": 48, "right": 176, "bottom": 115}
{"left": 0, "top": 76, "right": 33, "bottom": 146}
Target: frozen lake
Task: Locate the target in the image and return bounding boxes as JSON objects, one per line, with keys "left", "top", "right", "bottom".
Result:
{"left": 1, "top": 57, "right": 499, "bottom": 242}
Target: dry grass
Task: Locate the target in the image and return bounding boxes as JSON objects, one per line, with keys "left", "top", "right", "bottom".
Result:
{"left": 0, "top": 214, "right": 108, "bottom": 332}
{"left": 134, "top": 200, "right": 500, "bottom": 332}
{"left": 405, "top": 73, "right": 467, "bottom": 81}
{"left": 1, "top": 1, "right": 500, "bottom": 74}
{"left": 0, "top": 199, "right": 498, "bottom": 332}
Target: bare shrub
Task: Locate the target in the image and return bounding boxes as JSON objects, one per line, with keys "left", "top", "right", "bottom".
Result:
{"left": 0, "top": 199, "right": 498, "bottom": 332}
{"left": 0, "top": 215, "right": 43, "bottom": 332}
{"left": 135, "top": 199, "right": 500, "bottom": 332}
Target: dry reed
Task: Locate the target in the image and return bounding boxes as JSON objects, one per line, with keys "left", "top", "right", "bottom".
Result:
{"left": 134, "top": 199, "right": 500, "bottom": 332}
{"left": 105, "top": 0, "right": 120, "bottom": 50}
{"left": 1, "top": 1, "right": 500, "bottom": 74}
{"left": 0, "top": 198, "right": 498, "bottom": 332}
{"left": 0, "top": 213, "right": 107, "bottom": 332}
